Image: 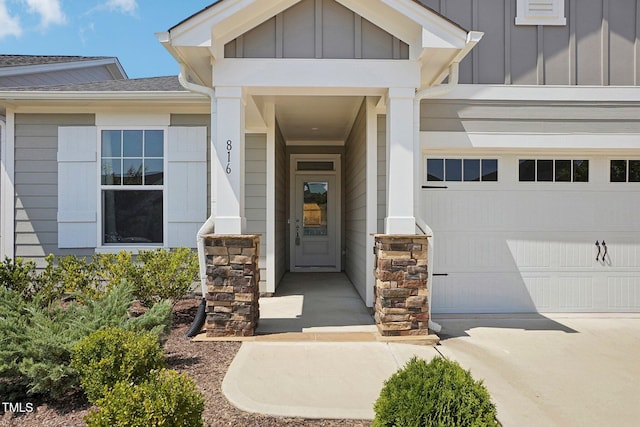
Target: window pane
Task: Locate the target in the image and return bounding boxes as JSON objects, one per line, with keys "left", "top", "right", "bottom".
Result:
{"left": 297, "top": 161, "right": 333, "bottom": 171}
{"left": 144, "top": 159, "right": 164, "bottom": 185}
{"left": 555, "top": 160, "right": 571, "bottom": 182}
{"left": 445, "top": 159, "right": 462, "bottom": 181}
{"left": 122, "top": 159, "right": 143, "bottom": 185}
{"left": 573, "top": 160, "right": 589, "bottom": 182}
{"left": 463, "top": 159, "right": 480, "bottom": 182}
{"left": 101, "top": 159, "right": 121, "bottom": 185}
{"left": 610, "top": 160, "right": 627, "bottom": 182}
{"left": 426, "top": 159, "right": 444, "bottom": 181}
{"left": 103, "top": 190, "right": 163, "bottom": 244}
{"left": 482, "top": 159, "right": 498, "bottom": 181}
{"left": 303, "top": 182, "right": 328, "bottom": 236}
{"left": 123, "top": 130, "right": 143, "bottom": 157}
{"left": 102, "top": 130, "right": 121, "bottom": 157}
{"left": 144, "top": 130, "right": 164, "bottom": 157}
{"left": 537, "top": 160, "right": 553, "bottom": 182}
{"left": 629, "top": 160, "right": 640, "bottom": 182}
{"left": 519, "top": 160, "right": 535, "bottom": 181}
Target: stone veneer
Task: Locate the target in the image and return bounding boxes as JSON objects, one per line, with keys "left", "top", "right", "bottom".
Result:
{"left": 205, "top": 234, "right": 260, "bottom": 337}
{"left": 374, "top": 235, "right": 429, "bottom": 336}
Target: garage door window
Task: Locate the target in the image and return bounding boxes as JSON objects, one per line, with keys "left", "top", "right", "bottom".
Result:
{"left": 519, "top": 159, "right": 589, "bottom": 182}
{"left": 426, "top": 158, "right": 498, "bottom": 182}
{"left": 610, "top": 160, "right": 640, "bottom": 182}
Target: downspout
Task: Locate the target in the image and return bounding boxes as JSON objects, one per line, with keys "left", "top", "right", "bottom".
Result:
{"left": 178, "top": 65, "right": 217, "bottom": 337}
{"left": 413, "top": 31, "right": 483, "bottom": 333}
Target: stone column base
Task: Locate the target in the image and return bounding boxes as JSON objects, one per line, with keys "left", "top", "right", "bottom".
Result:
{"left": 374, "top": 235, "right": 429, "bottom": 336}
{"left": 205, "top": 235, "right": 260, "bottom": 337}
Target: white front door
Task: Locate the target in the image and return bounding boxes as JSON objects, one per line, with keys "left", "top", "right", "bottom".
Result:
{"left": 290, "top": 156, "right": 341, "bottom": 272}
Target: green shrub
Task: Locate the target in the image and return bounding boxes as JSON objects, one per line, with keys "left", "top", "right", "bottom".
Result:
{"left": 134, "top": 247, "right": 198, "bottom": 307}
{"left": 0, "top": 256, "right": 37, "bottom": 297}
{"left": 373, "top": 357, "right": 499, "bottom": 427}
{"left": 0, "top": 281, "right": 172, "bottom": 399}
{"left": 71, "top": 327, "right": 165, "bottom": 403}
{"left": 92, "top": 251, "right": 138, "bottom": 293}
{"left": 85, "top": 369, "right": 205, "bottom": 427}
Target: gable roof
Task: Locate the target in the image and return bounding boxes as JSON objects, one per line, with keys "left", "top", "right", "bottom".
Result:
{"left": 5, "top": 75, "right": 185, "bottom": 92}
{"left": 0, "top": 55, "right": 115, "bottom": 68}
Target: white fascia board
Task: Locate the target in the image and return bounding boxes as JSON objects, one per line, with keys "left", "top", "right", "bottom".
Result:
{"left": 0, "top": 58, "right": 125, "bottom": 78}
{"left": 431, "top": 85, "right": 640, "bottom": 102}
{"left": 422, "top": 131, "right": 640, "bottom": 151}
{"left": 213, "top": 59, "right": 420, "bottom": 89}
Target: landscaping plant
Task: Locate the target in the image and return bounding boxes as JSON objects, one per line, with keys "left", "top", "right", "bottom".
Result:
{"left": 373, "top": 356, "right": 499, "bottom": 427}
{"left": 0, "top": 281, "right": 171, "bottom": 399}
{"left": 71, "top": 327, "right": 165, "bottom": 403}
{"left": 84, "top": 369, "right": 205, "bottom": 427}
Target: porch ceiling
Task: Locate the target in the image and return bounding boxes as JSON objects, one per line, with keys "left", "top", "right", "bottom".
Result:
{"left": 262, "top": 95, "right": 365, "bottom": 142}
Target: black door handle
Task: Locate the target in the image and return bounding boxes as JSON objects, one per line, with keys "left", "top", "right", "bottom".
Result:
{"left": 601, "top": 240, "right": 608, "bottom": 262}
{"left": 595, "top": 241, "right": 601, "bottom": 261}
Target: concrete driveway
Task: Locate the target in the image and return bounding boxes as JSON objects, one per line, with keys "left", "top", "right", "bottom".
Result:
{"left": 437, "top": 315, "right": 640, "bottom": 427}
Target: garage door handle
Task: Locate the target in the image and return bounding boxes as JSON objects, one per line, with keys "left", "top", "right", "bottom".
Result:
{"left": 595, "top": 241, "right": 601, "bottom": 261}
{"left": 601, "top": 240, "right": 608, "bottom": 262}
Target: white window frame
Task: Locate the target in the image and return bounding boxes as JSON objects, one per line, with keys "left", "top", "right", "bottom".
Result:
{"left": 608, "top": 158, "right": 640, "bottom": 183}
{"left": 424, "top": 156, "right": 500, "bottom": 185}
{"left": 97, "top": 126, "right": 168, "bottom": 252}
{"left": 516, "top": 0, "right": 566, "bottom": 26}
{"left": 517, "top": 157, "right": 590, "bottom": 183}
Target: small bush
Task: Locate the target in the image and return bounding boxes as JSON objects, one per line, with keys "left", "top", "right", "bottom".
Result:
{"left": 373, "top": 357, "right": 499, "bottom": 427}
{"left": 0, "top": 256, "right": 37, "bottom": 297}
{"left": 0, "top": 281, "right": 172, "bottom": 399}
{"left": 85, "top": 369, "right": 205, "bottom": 427}
{"left": 71, "top": 327, "right": 166, "bottom": 403}
{"left": 134, "top": 247, "right": 198, "bottom": 308}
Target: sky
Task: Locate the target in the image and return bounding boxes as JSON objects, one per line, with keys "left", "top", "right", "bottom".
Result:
{"left": 0, "top": 0, "right": 218, "bottom": 78}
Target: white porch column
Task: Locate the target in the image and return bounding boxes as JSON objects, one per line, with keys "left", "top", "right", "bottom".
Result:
{"left": 385, "top": 87, "right": 416, "bottom": 235}
{"left": 214, "top": 86, "right": 246, "bottom": 234}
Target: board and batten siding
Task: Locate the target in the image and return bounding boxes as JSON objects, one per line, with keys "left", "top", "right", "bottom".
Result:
{"left": 245, "top": 134, "right": 268, "bottom": 292}
{"left": 224, "top": 0, "right": 409, "bottom": 60}
{"left": 14, "top": 114, "right": 95, "bottom": 266}
{"left": 420, "top": 0, "right": 640, "bottom": 86}
{"left": 274, "top": 123, "right": 287, "bottom": 288}
{"left": 345, "top": 101, "right": 367, "bottom": 301}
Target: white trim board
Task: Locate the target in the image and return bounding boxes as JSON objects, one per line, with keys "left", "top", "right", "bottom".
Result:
{"left": 430, "top": 85, "right": 640, "bottom": 102}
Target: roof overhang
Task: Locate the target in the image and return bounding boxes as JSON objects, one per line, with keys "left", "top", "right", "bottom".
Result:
{"left": 158, "top": 0, "right": 483, "bottom": 88}
{"left": 0, "top": 58, "right": 128, "bottom": 80}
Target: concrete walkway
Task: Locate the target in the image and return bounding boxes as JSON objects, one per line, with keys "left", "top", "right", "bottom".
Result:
{"left": 220, "top": 274, "right": 640, "bottom": 425}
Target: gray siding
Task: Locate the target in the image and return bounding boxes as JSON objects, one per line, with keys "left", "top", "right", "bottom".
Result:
{"left": 275, "top": 123, "right": 287, "bottom": 287}
{"left": 14, "top": 114, "right": 95, "bottom": 266}
{"left": 420, "top": 100, "right": 640, "bottom": 133}
{"left": 225, "top": 0, "right": 409, "bottom": 60}
{"left": 377, "top": 115, "right": 386, "bottom": 234}
{"left": 345, "top": 101, "right": 367, "bottom": 301}
{"left": 0, "top": 66, "right": 116, "bottom": 88}
{"left": 422, "top": 0, "right": 640, "bottom": 86}
{"left": 245, "top": 134, "right": 267, "bottom": 291}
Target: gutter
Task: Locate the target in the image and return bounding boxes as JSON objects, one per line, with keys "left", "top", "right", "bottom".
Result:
{"left": 413, "top": 31, "right": 483, "bottom": 334}
{"left": 177, "top": 64, "right": 217, "bottom": 302}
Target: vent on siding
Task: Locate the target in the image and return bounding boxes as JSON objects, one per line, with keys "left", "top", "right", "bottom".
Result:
{"left": 516, "top": 0, "right": 566, "bottom": 26}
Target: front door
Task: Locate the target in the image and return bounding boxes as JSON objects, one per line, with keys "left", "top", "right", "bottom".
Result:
{"left": 290, "top": 156, "right": 341, "bottom": 272}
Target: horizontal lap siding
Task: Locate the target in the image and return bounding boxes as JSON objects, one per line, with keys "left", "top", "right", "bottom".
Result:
{"left": 345, "top": 101, "right": 367, "bottom": 301}
{"left": 245, "top": 134, "right": 268, "bottom": 292}
{"left": 14, "top": 114, "right": 95, "bottom": 266}
{"left": 275, "top": 124, "right": 287, "bottom": 287}
{"left": 377, "top": 115, "right": 386, "bottom": 233}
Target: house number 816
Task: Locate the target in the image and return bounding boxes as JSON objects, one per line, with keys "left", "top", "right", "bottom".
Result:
{"left": 225, "top": 140, "right": 232, "bottom": 174}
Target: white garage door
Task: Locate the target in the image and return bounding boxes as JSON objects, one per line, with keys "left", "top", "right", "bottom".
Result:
{"left": 422, "top": 155, "right": 640, "bottom": 313}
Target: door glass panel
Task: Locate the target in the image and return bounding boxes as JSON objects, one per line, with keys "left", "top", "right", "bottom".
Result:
{"left": 303, "top": 181, "right": 328, "bottom": 236}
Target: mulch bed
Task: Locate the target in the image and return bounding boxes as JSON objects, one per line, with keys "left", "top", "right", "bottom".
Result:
{"left": 1, "top": 300, "right": 371, "bottom": 427}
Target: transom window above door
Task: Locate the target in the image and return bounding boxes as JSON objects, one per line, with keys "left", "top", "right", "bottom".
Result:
{"left": 426, "top": 158, "right": 498, "bottom": 182}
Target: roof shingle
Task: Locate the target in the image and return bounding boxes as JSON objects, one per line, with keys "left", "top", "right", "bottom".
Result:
{"left": 0, "top": 55, "right": 116, "bottom": 68}
{"left": 5, "top": 75, "right": 186, "bottom": 92}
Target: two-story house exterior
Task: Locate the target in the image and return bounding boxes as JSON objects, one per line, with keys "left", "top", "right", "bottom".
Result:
{"left": 1, "top": 0, "right": 639, "bottom": 315}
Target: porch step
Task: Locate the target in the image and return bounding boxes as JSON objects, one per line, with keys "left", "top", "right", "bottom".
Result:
{"left": 191, "top": 330, "right": 439, "bottom": 346}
